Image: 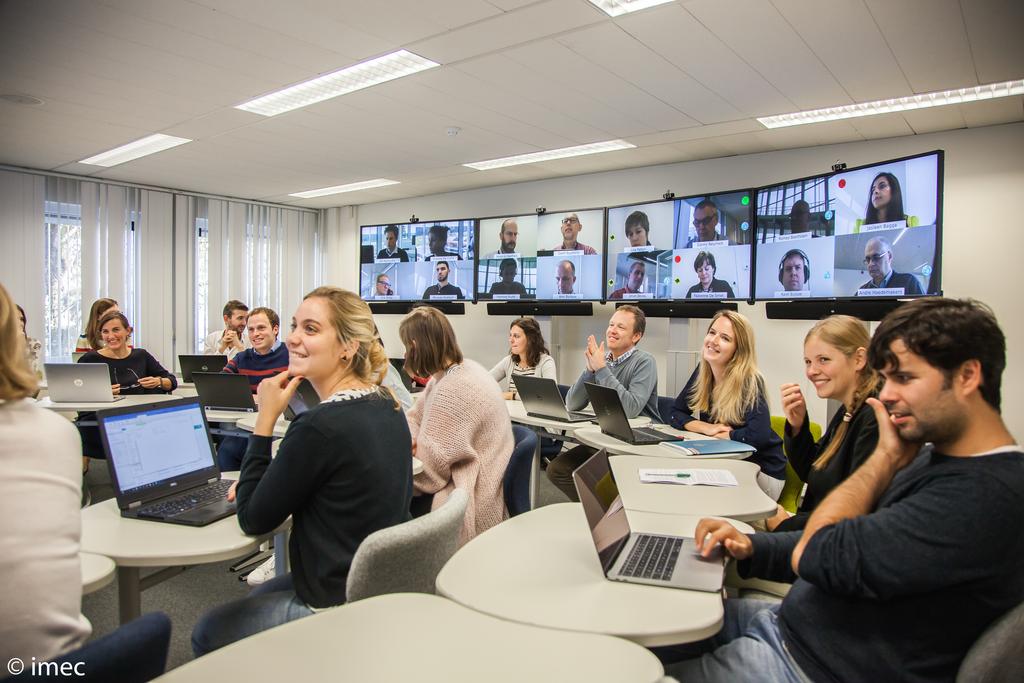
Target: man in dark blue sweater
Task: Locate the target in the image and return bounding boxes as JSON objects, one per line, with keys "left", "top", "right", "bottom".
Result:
{"left": 669, "top": 298, "right": 1024, "bottom": 683}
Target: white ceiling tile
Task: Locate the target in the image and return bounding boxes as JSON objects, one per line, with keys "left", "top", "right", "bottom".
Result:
{"left": 557, "top": 22, "right": 743, "bottom": 124}
{"left": 627, "top": 119, "right": 763, "bottom": 147}
{"left": 682, "top": 0, "right": 851, "bottom": 110}
{"left": 901, "top": 106, "right": 967, "bottom": 135}
{"left": 863, "top": 0, "right": 976, "bottom": 93}
{"left": 959, "top": 97, "right": 1024, "bottom": 129}
{"left": 309, "top": 0, "right": 503, "bottom": 45}
{"left": 848, "top": 112, "right": 916, "bottom": 140}
{"left": 407, "top": 0, "right": 603, "bottom": 64}
{"left": 162, "top": 109, "right": 265, "bottom": 140}
{"left": 454, "top": 54, "right": 654, "bottom": 138}
{"left": 960, "top": 0, "right": 1024, "bottom": 84}
{"left": 503, "top": 40, "right": 699, "bottom": 132}
{"left": 771, "top": 0, "right": 911, "bottom": 102}
{"left": 615, "top": 3, "right": 794, "bottom": 118}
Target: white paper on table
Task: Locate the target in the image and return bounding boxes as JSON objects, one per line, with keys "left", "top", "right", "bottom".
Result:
{"left": 638, "top": 468, "right": 739, "bottom": 487}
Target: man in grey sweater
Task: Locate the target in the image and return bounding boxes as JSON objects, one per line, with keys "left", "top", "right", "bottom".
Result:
{"left": 548, "top": 305, "right": 659, "bottom": 500}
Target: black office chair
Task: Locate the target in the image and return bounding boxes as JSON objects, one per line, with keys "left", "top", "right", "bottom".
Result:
{"left": 956, "top": 600, "right": 1024, "bottom": 683}
{"left": 505, "top": 425, "right": 537, "bottom": 516}
{"left": 9, "top": 612, "right": 172, "bottom": 683}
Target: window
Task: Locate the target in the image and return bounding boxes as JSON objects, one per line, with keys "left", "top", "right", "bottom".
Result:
{"left": 43, "top": 181, "right": 83, "bottom": 361}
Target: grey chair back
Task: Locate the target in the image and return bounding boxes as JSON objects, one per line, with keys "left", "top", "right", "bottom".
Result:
{"left": 956, "top": 600, "right": 1024, "bottom": 683}
{"left": 345, "top": 488, "right": 468, "bottom": 602}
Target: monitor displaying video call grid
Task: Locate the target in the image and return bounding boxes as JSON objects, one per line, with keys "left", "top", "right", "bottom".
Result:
{"left": 359, "top": 219, "right": 477, "bottom": 303}
{"left": 477, "top": 209, "right": 606, "bottom": 302}
{"left": 754, "top": 150, "right": 942, "bottom": 301}
{"left": 604, "top": 191, "right": 753, "bottom": 302}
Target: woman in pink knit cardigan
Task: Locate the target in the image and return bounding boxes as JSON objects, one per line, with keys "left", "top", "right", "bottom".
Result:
{"left": 399, "top": 306, "right": 514, "bottom": 544}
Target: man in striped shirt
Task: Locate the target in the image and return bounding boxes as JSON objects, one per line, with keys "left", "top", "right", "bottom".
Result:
{"left": 216, "top": 307, "right": 289, "bottom": 471}
{"left": 223, "top": 307, "right": 289, "bottom": 393}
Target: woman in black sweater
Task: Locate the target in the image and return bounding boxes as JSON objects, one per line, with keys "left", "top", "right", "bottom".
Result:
{"left": 76, "top": 310, "right": 176, "bottom": 458}
{"left": 191, "top": 287, "right": 413, "bottom": 657}
{"left": 768, "top": 315, "right": 881, "bottom": 532}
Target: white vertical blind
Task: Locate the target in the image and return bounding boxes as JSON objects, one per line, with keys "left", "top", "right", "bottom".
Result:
{"left": 0, "top": 170, "right": 46, "bottom": 340}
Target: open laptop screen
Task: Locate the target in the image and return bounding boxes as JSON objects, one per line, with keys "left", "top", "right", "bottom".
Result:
{"left": 102, "top": 402, "right": 215, "bottom": 496}
{"left": 574, "top": 449, "right": 631, "bottom": 573}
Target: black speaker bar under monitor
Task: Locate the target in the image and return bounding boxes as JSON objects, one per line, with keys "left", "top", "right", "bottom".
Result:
{"left": 485, "top": 302, "right": 594, "bottom": 317}
{"left": 617, "top": 301, "right": 738, "bottom": 319}
{"left": 369, "top": 302, "right": 466, "bottom": 316}
{"left": 765, "top": 298, "right": 910, "bottom": 322}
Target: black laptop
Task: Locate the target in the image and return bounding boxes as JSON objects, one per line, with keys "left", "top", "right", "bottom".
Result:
{"left": 191, "top": 372, "right": 256, "bottom": 412}
{"left": 98, "top": 397, "right": 236, "bottom": 526}
{"left": 584, "top": 382, "right": 677, "bottom": 445}
{"left": 573, "top": 448, "right": 724, "bottom": 591}
{"left": 179, "top": 354, "right": 228, "bottom": 382}
{"left": 512, "top": 375, "right": 594, "bottom": 423}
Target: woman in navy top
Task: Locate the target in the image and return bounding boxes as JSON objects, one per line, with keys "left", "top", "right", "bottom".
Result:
{"left": 670, "top": 310, "right": 786, "bottom": 500}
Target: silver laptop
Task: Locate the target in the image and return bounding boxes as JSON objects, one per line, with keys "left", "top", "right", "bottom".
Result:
{"left": 45, "top": 362, "right": 124, "bottom": 403}
{"left": 512, "top": 375, "right": 594, "bottom": 423}
{"left": 572, "top": 448, "right": 724, "bottom": 592}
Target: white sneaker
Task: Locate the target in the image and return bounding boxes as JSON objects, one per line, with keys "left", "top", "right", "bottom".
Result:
{"left": 246, "top": 556, "right": 276, "bottom": 586}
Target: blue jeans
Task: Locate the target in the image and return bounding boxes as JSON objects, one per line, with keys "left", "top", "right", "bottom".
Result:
{"left": 664, "top": 600, "right": 810, "bottom": 683}
{"left": 191, "top": 574, "right": 314, "bottom": 657}
{"left": 216, "top": 436, "right": 247, "bottom": 471}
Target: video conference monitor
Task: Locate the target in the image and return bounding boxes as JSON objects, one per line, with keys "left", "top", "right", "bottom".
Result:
{"left": 605, "top": 191, "right": 753, "bottom": 301}
{"left": 477, "top": 208, "right": 605, "bottom": 302}
{"left": 753, "top": 150, "right": 942, "bottom": 300}
{"left": 359, "top": 219, "right": 477, "bottom": 303}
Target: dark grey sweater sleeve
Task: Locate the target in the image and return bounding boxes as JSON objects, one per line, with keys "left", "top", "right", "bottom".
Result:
{"left": 737, "top": 531, "right": 802, "bottom": 583}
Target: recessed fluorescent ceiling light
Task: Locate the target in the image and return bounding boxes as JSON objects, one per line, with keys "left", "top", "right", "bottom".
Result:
{"left": 758, "top": 78, "right": 1024, "bottom": 128}
{"left": 587, "top": 0, "right": 675, "bottom": 17}
{"left": 79, "top": 134, "right": 191, "bottom": 167}
{"left": 464, "top": 140, "right": 636, "bottom": 171}
{"left": 289, "top": 179, "right": 400, "bottom": 199}
{"left": 236, "top": 50, "right": 439, "bottom": 117}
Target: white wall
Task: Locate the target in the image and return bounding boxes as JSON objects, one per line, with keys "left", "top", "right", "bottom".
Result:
{"left": 333, "top": 122, "right": 1024, "bottom": 439}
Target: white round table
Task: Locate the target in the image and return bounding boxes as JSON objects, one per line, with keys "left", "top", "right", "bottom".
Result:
{"left": 437, "top": 503, "right": 750, "bottom": 646}
{"left": 80, "top": 551, "right": 116, "bottom": 595}
{"left": 153, "top": 593, "right": 665, "bottom": 682}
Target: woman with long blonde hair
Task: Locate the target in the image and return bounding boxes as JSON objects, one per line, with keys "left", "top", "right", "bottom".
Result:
{"left": 192, "top": 287, "right": 413, "bottom": 656}
{"left": 768, "top": 315, "right": 881, "bottom": 531}
{"left": 0, "top": 284, "right": 91, "bottom": 664}
{"left": 670, "top": 310, "right": 787, "bottom": 499}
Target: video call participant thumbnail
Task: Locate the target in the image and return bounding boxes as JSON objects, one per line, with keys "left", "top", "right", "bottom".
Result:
{"left": 424, "top": 225, "right": 462, "bottom": 261}
{"left": 422, "top": 261, "right": 464, "bottom": 300}
{"left": 554, "top": 259, "right": 577, "bottom": 296}
{"left": 376, "top": 224, "right": 409, "bottom": 262}
{"left": 374, "top": 273, "right": 395, "bottom": 298}
{"left": 685, "top": 199, "right": 735, "bottom": 247}
{"left": 488, "top": 259, "right": 527, "bottom": 297}
{"left": 624, "top": 210, "right": 653, "bottom": 248}
{"left": 686, "top": 251, "right": 735, "bottom": 299}
{"left": 857, "top": 237, "right": 923, "bottom": 296}
{"left": 609, "top": 260, "right": 646, "bottom": 300}
{"left": 486, "top": 219, "right": 519, "bottom": 258}
{"left": 552, "top": 213, "right": 597, "bottom": 255}
{"left": 779, "top": 249, "right": 811, "bottom": 293}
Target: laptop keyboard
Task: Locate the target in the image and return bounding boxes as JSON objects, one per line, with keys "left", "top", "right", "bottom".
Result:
{"left": 136, "top": 479, "right": 234, "bottom": 518}
{"left": 620, "top": 534, "right": 683, "bottom": 581}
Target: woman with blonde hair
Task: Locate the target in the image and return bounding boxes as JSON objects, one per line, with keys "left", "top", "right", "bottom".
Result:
{"left": 768, "top": 315, "right": 881, "bottom": 531}
{"left": 0, "top": 284, "right": 91, "bottom": 665}
{"left": 400, "top": 305, "right": 513, "bottom": 543}
{"left": 192, "top": 287, "right": 413, "bottom": 656}
{"left": 670, "top": 310, "right": 787, "bottom": 499}
{"left": 75, "top": 297, "right": 118, "bottom": 353}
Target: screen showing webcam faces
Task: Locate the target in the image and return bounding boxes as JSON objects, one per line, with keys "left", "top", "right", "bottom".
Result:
{"left": 605, "top": 192, "right": 752, "bottom": 301}
{"left": 359, "top": 219, "right": 477, "bottom": 303}
{"left": 754, "top": 150, "right": 941, "bottom": 300}
{"left": 477, "top": 209, "right": 605, "bottom": 301}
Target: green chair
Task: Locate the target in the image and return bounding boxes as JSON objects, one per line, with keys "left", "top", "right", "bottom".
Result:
{"left": 771, "top": 415, "right": 822, "bottom": 514}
